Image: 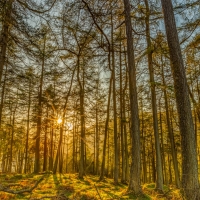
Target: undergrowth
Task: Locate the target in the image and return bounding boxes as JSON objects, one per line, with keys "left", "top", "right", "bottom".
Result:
{"left": 0, "top": 173, "right": 182, "bottom": 199}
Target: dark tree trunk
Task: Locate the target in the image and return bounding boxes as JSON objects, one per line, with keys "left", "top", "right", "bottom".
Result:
{"left": 0, "top": 65, "right": 7, "bottom": 127}
{"left": 49, "top": 121, "right": 54, "bottom": 171}
{"left": 161, "top": 0, "right": 200, "bottom": 198}
{"left": 123, "top": 0, "right": 141, "bottom": 194}
{"left": 24, "top": 79, "right": 31, "bottom": 173}
{"left": 43, "top": 108, "right": 48, "bottom": 172}
{"left": 161, "top": 58, "right": 180, "bottom": 188}
{"left": 144, "top": 0, "right": 163, "bottom": 191}
{"left": 0, "top": 0, "right": 13, "bottom": 82}
{"left": 34, "top": 35, "right": 46, "bottom": 173}
{"left": 110, "top": 11, "right": 119, "bottom": 184}
{"left": 9, "top": 108, "right": 16, "bottom": 173}
{"left": 100, "top": 53, "right": 112, "bottom": 181}
{"left": 78, "top": 55, "right": 85, "bottom": 178}
{"left": 119, "top": 35, "right": 125, "bottom": 183}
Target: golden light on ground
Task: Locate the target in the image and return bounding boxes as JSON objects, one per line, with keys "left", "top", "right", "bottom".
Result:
{"left": 57, "top": 118, "right": 62, "bottom": 124}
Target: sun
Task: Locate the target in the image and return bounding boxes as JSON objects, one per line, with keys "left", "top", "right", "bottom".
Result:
{"left": 57, "top": 118, "right": 62, "bottom": 124}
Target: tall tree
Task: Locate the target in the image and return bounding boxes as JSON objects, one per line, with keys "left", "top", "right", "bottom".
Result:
{"left": 144, "top": 0, "right": 163, "bottom": 191}
{"left": 123, "top": 0, "right": 141, "bottom": 194}
{"left": 0, "top": 0, "right": 13, "bottom": 82}
{"left": 161, "top": 0, "right": 200, "bottom": 198}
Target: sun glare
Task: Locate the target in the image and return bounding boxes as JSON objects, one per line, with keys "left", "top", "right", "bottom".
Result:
{"left": 66, "top": 122, "right": 73, "bottom": 130}
{"left": 57, "top": 118, "right": 62, "bottom": 124}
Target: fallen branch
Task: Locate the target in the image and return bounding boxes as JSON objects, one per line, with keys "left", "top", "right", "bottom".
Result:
{"left": 0, "top": 176, "right": 44, "bottom": 194}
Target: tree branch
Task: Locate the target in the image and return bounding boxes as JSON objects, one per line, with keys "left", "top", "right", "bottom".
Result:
{"left": 16, "top": 0, "right": 56, "bottom": 14}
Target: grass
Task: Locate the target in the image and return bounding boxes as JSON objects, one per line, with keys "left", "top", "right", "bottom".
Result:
{"left": 0, "top": 173, "right": 182, "bottom": 199}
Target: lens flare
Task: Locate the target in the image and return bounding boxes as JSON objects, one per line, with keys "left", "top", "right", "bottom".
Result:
{"left": 57, "top": 118, "right": 62, "bottom": 124}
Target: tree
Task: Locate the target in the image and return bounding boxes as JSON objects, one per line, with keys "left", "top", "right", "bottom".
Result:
{"left": 0, "top": 0, "right": 13, "bottom": 82}
{"left": 161, "top": 0, "right": 200, "bottom": 198}
{"left": 123, "top": 0, "right": 141, "bottom": 194}
{"left": 144, "top": 0, "right": 163, "bottom": 191}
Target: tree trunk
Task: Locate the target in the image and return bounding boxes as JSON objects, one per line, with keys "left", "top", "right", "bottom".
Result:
{"left": 24, "top": 78, "right": 31, "bottom": 173}
{"left": 119, "top": 35, "right": 125, "bottom": 183}
{"left": 43, "top": 107, "right": 48, "bottom": 171}
{"left": 78, "top": 55, "right": 85, "bottom": 178}
{"left": 100, "top": 52, "right": 112, "bottom": 180}
{"left": 49, "top": 121, "right": 54, "bottom": 171}
{"left": 95, "top": 101, "right": 99, "bottom": 175}
{"left": 0, "top": 65, "right": 7, "bottom": 127}
{"left": 161, "top": 58, "right": 180, "bottom": 188}
{"left": 9, "top": 107, "right": 16, "bottom": 173}
{"left": 144, "top": 0, "right": 163, "bottom": 191}
{"left": 161, "top": 0, "right": 200, "bottom": 198}
{"left": 141, "top": 99, "right": 147, "bottom": 184}
{"left": 123, "top": 46, "right": 129, "bottom": 182}
{"left": 159, "top": 105, "right": 167, "bottom": 185}
{"left": 123, "top": 0, "right": 141, "bottom": 194}
{"left": 53, "top": 124, "right": 63, "bottom": 174}
{"left": 110, "top": 11, "right": 119, "bottom": 184}
{"left": 34, "top": 35, "right": 46, "bottom": 173}
{"left": 0, "top": 0, "right": 13, "bottom": 82}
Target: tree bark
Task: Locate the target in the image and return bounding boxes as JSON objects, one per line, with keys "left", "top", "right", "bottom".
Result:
{"left": 144, "top": 0, "right": 163, "bottom": 191}
{"left": 99, "top": 54, "right": 112, "bottom": 181}
{"left": 123, "top": 0, "right": 141, "bottom": 194}
{"left": 161, "top": 0, "right": 200, "bottom": 198}
{"left": 0, "top": 0, "right": 13, "bottom": 82}
{"left": 78, "top": 55, "right": 85, "bottom": 178}
{"left": 24, "top": 78, "right": 31, "bottom": 173}
{"left": 111, "top": 13, "right": 119, "bottom": 184}
{"left": 34, "top": 34, "right": 46, "bottom": 173}
{"left": 0, "top": 65, "right": 7, "bottom": 127}
{"left": 161, "top": 58, "right": 180, "bottom": 188}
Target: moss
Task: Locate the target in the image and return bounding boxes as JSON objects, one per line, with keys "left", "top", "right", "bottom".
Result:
{"left": 0, "top": 174, "right": 182, "bottom": 199}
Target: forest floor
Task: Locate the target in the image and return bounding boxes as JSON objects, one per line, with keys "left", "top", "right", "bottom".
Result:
{"left": 0, "top": 173, "right": 182, "bottom": 200}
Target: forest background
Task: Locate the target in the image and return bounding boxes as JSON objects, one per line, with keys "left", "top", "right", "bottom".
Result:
{"left": 0, "top": 0, "right": 200, "bottom": 199}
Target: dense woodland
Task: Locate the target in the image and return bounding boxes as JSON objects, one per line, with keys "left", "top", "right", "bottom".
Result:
{"left": 0, "top": 0, "right": 200, "bottom": 199}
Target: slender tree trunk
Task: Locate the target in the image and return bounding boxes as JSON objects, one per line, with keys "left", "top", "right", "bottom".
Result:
{"left": 34, "top": 35, "right": 46, "bottom": 173}
{"left": 159, "top": 105, "right": 167, "bottom": 185}
{"left": 49, "top": 121, "right": 54, "bottom": 171}
{"left": 95, "top": 101, "right": 99, "bottom": 175}
{"left": 123, "top": 48, "right": 129, "bottom": 182}
{"left": 0, "top": 0, "right": 13, "bottom": 82}
{"left": 161, "top": 0, "right": 200, "bottom": 198}
{"left": 100, "top": 54, "right": 112, "bottom": 180}
{"left": 43, "top": 107, "right": 48, "bottom": 171}
{"left": 141, "top": 99, "right": 147, "bottom": 184}
{"left": 24, "top": 79, "right": 31, "bottom": 173}
{"left": 110, "top": 12, "right": 119, "bottom": 184}
{"left": 9, "top": 108, "right": 16, "bottom": 173}
{"left": 119, "top": 36, "right": 125, "bottom": 183}
{"left": 0, "top": 65, "right": 7, "bottom": 127}
{"left": 151, "top": 135, "right": 156, "bottom": 183}
{"left": 94, "top": 127, "right": 96, "bottom": 174}
{"left": 53, "top": 124, "right": 63, "bottom": 174}
{"left": 123, "top": 0, "right": 141, "bottom": 194}
{"left": 144, "top": 0, "right": 163, "bottom": 191}
{"left": 72, "top": 109, "right": 76, "bottom": 173}
{"left": 78, "top": 55, "right": 85, "bottom": 178}
{"left": 161, "top": 59, "right": 180, "bottom": 188}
